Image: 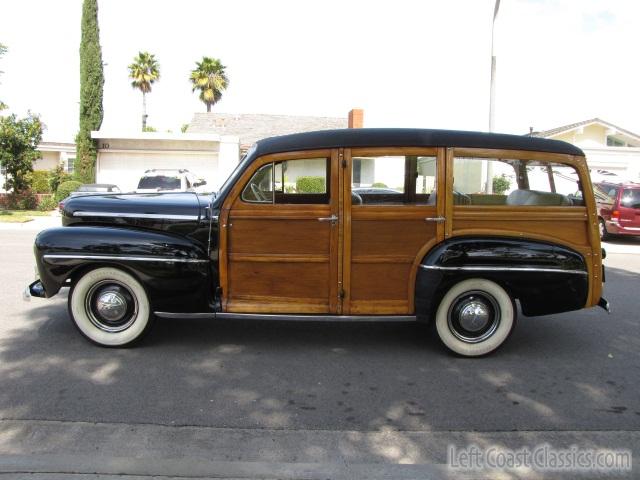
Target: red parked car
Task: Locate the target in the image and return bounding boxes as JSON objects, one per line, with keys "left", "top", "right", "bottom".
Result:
{"left": 594, "top": 182, "right": 640, "bottom": 239}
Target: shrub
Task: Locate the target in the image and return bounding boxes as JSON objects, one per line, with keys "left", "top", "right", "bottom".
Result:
{"left": 49, "top": 165, "right": 72, "bottom": 192}
{"left": 0, "top": 189, "right": 38, "bottom": 210}
{"left": 296, "top": 176, "right": 325, "bottom": 193}
{"left": 37, "top": 195, "right": 57, "bottom": 211}
{"left": 372, "top": 182, "right": 388, "bottom": 188}
{"left": 493, "top": 174, "right": 511, "bottom": 195}
{"left": 28, "top": 170, "right": 52, "bottom": 193}
{"left": 55, "top": 180, "right": 82, "bottom": 202}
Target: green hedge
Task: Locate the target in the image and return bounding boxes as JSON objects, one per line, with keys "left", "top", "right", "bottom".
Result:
{"left": 296, "top": 176, "right": 325, "bottom": 193}
{"left": 29, "top": 170, "right": 52, "bottom": 193}
{"left": 55, "top": 180, "right": 82, "bottom": 202}
{"left": 37, "top": 195, "right": 57, "bottom": 211}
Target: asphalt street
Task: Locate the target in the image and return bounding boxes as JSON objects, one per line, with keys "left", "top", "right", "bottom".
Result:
{"left": 0, "top": 219, "right": 638, "bottom": 479}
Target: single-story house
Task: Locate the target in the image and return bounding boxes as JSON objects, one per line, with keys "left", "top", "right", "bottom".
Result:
{"left": 88, "top": 109, "right": 362, "bottom": 193}
{"left": 532, "top": 118, "right": 640, "bottom": 182}
{"left": 91, "top": 131, "right": 240, "bottom": 193}
{"left": 0, "top": 141, "right": 76, "bottom": 193}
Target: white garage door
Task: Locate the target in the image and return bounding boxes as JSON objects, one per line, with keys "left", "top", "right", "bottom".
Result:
{"left": 97, "top": 151, "right": 220, "bottom": 193}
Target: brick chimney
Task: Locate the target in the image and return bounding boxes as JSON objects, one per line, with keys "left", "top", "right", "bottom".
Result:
{"left": 348, "top": 108, "right": 364, "bottom": 128}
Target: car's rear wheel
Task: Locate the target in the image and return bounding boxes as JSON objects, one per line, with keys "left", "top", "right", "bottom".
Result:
{"left": 435, "top": 278, "right": 516, "bottom": 357}
{"left": 68, "top": 267, "right": 152, "bottom": 347}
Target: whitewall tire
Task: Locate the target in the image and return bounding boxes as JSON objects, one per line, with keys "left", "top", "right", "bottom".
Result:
{"left": 435, "top": 278, "right": 515, "bottom": 357}
{"left": 68, "top": 267, "right": 152, "bottom": 347}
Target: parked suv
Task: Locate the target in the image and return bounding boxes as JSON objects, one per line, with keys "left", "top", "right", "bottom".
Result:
{"left": 135, "top": 169, "right": 207, "bottom": 193}
{"left": 594, "top": 181, "right": 640, "bottom": 239}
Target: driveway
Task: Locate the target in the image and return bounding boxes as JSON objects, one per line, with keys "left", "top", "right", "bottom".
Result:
{"left": 0, "top": 225, "right": 638, "bottom": 479}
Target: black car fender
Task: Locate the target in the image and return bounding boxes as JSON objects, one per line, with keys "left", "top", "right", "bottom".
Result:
{"left": 415, "top": 237, "right": 589, "bottom": 318}
{"left": 34, "top": 226, "right": 213, "bottom": 313}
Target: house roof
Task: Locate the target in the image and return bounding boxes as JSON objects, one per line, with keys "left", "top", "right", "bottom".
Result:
{"left": 186, "top": 112, "right": 347, "bottom": 147}
{"left": 532, "top": 118, "right": 640, "bottom": 142}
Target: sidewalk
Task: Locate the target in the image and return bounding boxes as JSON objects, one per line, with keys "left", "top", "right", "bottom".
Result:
{"left": 0, "top": 213, "right": 61, "bottom": 232}
{"left": 0, "top": 419, "right": 637, "bottom": 479}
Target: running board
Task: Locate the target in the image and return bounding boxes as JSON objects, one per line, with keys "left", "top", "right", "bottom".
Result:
{"left": 154, "top": 312, "right": 417, "bottom": 322}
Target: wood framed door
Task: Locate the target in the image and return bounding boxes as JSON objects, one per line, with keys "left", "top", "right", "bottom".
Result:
{"left": 342, "top": 147, "right": 446, "bottom": 315}
{"left": 220, "top": 150, "right": 341, "bottom": 314}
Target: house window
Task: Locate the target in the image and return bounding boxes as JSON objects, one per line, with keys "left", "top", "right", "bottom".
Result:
{"left": 606, "top": 136, "right": 625, "bottom": 147}
{"left": 66, "top": 158, "right": 75, "bottom": 174}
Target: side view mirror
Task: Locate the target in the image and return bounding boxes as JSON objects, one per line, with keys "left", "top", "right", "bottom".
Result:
{"left": 193, "top": 179, "right": 207, "bottom": 187}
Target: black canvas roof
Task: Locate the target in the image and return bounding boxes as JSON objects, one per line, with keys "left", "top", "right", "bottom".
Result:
{"left": 253, "top": 128, "right": 584, "bottom": 157}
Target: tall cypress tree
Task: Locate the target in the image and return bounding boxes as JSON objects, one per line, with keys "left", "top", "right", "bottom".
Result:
{"left": 75, "top": 0, "right": 104, "bottom": 183}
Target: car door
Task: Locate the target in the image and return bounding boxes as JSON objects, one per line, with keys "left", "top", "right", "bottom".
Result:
{"left": 342, "top": 147, "right": 445, "bottom": 314}
{"left": 220, "top": 150, "right": 341, "bottom": 314}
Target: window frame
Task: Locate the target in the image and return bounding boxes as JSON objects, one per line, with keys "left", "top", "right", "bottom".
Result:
{"left": 450, "top": 148, "right": 586, "bottom": 208}
{"left": 349, "top": 147, "right": 439, "bottom": 207}
{"left": 239, "top": 154, "right": 332, "bottom": 206}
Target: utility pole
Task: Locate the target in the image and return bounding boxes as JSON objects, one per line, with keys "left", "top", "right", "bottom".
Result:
{"left": 489, "top": 0, "right": 500, "bottom": 133}
{"left": 486, "top": 0, "right": 500, "bottom": 193}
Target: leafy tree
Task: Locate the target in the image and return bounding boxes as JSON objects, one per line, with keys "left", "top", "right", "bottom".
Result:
{"left": 0, "top": 43, "right": 7, "bottom": 110}
{"left": 128, "top": 51, "right": 160, "bottom": 130}
{"left": 75, "top": 0, "right": 104, "bottom": 184}
{"left": 0, "top": 113, "right": 43, "bottom": 193}
{"left": 181, "top": 123, "right": 189, "bottom": 133}
{"left": 190, "top": 57, "right": 228, "bottom": 112}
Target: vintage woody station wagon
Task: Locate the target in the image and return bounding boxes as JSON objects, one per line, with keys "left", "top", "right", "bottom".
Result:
{"left": 27, "top": 129, "right": 609, "bottom": 356}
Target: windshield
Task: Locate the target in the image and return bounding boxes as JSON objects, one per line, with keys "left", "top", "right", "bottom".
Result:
{"left": 137, "top": 176, "right": 181, "bottom": 190}
{"left": 217, "top": 144, "right": 256, "bottom": 196}
{"left": 621, "top": 189, "right": 640, "bottom": 209}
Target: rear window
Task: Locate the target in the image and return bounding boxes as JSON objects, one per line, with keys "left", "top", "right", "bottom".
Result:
{"left": 138, "top": 176, "right": 181, "bottom": 190}
{"left": 621, "top": 189, "right": 640, "bottom": 209}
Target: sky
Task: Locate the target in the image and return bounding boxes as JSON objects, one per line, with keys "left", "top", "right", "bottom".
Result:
{"left": 0, "top": 0, "right": 639, "bottom": 142}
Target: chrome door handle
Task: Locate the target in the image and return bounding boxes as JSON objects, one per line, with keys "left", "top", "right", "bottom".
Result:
{"left": 318, "top": 214, "right": 338, "bottom": 225}
{"left": 425, "top": 216, "right": 446, "bottom": 223}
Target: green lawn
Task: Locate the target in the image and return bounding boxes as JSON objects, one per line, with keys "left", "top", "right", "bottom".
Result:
{"left": 0, "top": 210, "right": 52, "bottom": 223}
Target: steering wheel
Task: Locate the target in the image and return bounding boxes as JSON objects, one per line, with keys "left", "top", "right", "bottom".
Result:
{"left": 251, "top": 183, "right": 267, "bottom": 202}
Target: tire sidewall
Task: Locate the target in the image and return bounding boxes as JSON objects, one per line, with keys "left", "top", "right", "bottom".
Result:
{"left": 69, "top": 267, "right": 151, "bottom": 347}
{"left": 435, "top": 278, "right": 515, "bottom": 357}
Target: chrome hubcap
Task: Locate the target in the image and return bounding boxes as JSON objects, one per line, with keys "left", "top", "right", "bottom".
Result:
{"left": 96, "top": 291, "right": 127, "bottom": 322}
{"left": 447, "top": 290, "right": 501, "bottom": 344}
{"left": 85, "top": 280, "right": 138, "bottom": 333}
{"left": 458, "top": 301, "right": 491, "bottom": 332}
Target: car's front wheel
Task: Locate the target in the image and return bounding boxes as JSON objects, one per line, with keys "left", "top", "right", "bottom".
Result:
{"left": 68, "top": 267, "right": 152, "bottom": 347}
{"left": 435, "top": 278, "right": 516, "bottom": 357}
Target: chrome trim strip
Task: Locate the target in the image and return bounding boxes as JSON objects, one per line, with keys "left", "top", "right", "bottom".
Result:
{"left": 154, "top": 312, "right": 417, "bottom": 322}
{"left": 420, "top": 265, "right": 588, "bottom": 275}
{"left": 73, "top": 211, "right": 199, "bottom": 221}
{"left": 43, "top": 254, "right": 208, "bottom": 264}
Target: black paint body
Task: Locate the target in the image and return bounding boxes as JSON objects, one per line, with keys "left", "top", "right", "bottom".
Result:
{"left": 415, "top": 237, "right": 589, "bottom": 318}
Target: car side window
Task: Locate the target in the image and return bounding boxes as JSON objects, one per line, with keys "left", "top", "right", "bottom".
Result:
{"left": 351, "top": 155, "right": 436, "bottom": 205}
{"left": 241, "top": 158, "right": 330, "bottom": 204}
{"left": 453, "top": 157, "right": 584, "bottom": 206}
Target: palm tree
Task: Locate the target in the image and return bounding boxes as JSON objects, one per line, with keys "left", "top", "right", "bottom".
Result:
{"left": 128, "top": 51, "right": 160, "bottom": 130}
{"left": 190, "top": 57, "right": 228, "bottom": 112}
